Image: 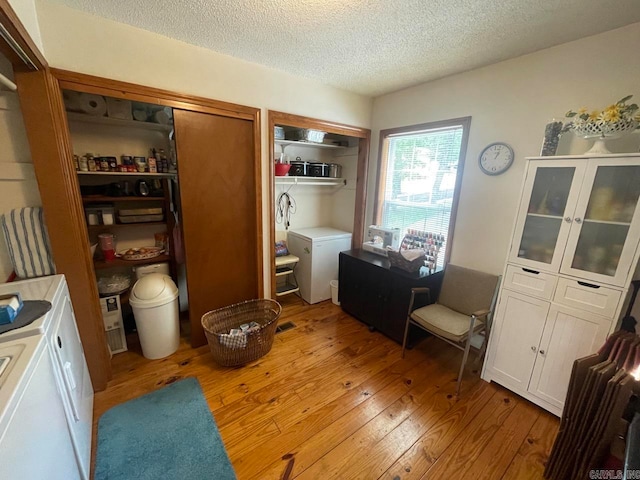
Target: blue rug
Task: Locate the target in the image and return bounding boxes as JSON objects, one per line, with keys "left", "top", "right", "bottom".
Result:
{"left": 95, "top": 377, "right": 236, "bottom": 480}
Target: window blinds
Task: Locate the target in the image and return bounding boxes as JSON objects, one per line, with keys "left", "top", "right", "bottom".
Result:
{"left": 380, "top": 126, "right": 464, "bottom": 268}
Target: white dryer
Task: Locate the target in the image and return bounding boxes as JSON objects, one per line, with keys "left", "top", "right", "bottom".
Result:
{"left": 0, "top": 275, "right": 93, "bottom": 480}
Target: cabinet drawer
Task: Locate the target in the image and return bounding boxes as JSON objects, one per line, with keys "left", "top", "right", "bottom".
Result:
{"left": 553, "top": 278, "right": 622, "bottom": 318}
{"left": 503, "top": 265, "right": 557, "bottom": 300}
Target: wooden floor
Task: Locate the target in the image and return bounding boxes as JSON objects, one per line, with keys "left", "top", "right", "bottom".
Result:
{"left": 93, "top": 297, "right": 559, "bottom": 479}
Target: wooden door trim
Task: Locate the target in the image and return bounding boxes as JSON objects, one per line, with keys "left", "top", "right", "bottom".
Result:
{"left": 268, "top": 110, "right": 370, "bottom": 297}
{"left": 53, "top": 68, "right": 264, "bottom": 295}
{"left": 52, "top": 69, "right": 259, "bottom": 120}
{"left": 22, "top": 68, "right": 263, "bottom": 373}
{"left": 0, "top": 0, "right": 47, "bottom": 71}
{"left": 268, "top": 110, "right": 369, "bottom": 139}
{"left": 15, "top": 70, "right": 111, "bottom": 390}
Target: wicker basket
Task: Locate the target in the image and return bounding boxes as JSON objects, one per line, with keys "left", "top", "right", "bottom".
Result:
{"left": 387, "top": 249, "right": 426, "bottom": 272}
{"left": 201, "top": 299, "right": 282, "bottom": 367}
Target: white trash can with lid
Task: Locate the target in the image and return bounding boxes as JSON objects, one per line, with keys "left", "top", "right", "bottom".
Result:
{"left": 129, "top": 273, "right": 180, "bottom": 359}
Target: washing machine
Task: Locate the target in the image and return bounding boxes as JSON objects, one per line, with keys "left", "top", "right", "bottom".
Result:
{"left": 0, "top": 275, "right": 93, "bottom": 479}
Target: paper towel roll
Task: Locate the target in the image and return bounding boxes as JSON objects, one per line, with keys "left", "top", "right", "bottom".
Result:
{"left": 77, "top": 93, "right": 107, "bottom": 116}
{"left": 133, "top": 109, "right": 148, "bottom": 121}
{"left": 153, "top": 110, "right": 170, "bottom": 125}
{"left": 62, "top": 90, "right": 82, "bottom": 112}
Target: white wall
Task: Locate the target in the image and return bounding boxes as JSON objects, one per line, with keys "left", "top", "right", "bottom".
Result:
{"left": 7, "top": 0, "right": 44, "bottom": 53}
{"left": 0, "top": 55, "right": 42, "bottom": 280}
{"left": 35, "top": 1, "right": 373, "bottom": 295}
{"left": 369, "top": 22, "right": 640, "bottom": 276}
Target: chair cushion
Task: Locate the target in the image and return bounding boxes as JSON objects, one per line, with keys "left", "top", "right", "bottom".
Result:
{"left": 438, "top": 264, "right": 499, "bottom": 316}
{"left": 410, "top": 304, "right": 483, "bottom": 343}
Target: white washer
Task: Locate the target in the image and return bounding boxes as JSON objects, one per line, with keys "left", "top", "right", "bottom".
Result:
{"left": 0, "top": 335, "right": 81, "bottom": 480}
{"left": 0, "top": 276, "right": 93, "bottom": 480}
{"left": 287, "top": 227, "right": 352, "bottom": 304}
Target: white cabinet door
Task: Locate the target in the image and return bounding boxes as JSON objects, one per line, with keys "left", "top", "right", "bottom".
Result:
{"left": 528, "top": 304, "right": 611, "bottom": 410}
{"left": 509, "top": 160, "right": 586, "bottom": 273}
{"left": 560, "top": 158, "right": 640, "bottom": 287}
{"left": 485, "top": 289, "right": 549, "bottom": 392}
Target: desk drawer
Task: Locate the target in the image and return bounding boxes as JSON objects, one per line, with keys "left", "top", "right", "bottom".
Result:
{"left": 553, "top": 278, "right": 621, "bottom": 318}
{"left": 504, "top": 265, "right": 557, "bottom": 300}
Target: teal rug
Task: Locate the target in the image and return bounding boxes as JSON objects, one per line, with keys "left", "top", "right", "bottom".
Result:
{"left": 95, "top": 377, "right": 236, "bottom": 480}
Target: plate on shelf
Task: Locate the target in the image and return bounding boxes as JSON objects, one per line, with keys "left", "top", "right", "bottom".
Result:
{"left": 117, "top": 246, "right": 164, "bottom": 261}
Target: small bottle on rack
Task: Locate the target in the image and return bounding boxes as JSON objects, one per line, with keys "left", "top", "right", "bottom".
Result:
{"left": 86, "top": 153, "right": 97, "bottom": 172}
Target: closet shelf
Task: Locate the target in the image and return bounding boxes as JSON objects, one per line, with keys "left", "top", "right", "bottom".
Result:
{"left": 77, "top": 171, "right": 176, "bottom": 178}
{"left": 275, "top": 139, "right": 346, "bottom": 150}
{"left": 82, "top": 195, "right": 165, "bottom": 204}
{"left": 93, "top": 254, "right": 171, "bottom": 270}
{"left": 275, "top": 177, "right": 346, "bottom": 186}
{"left": 66, "top": 112, "right": 173, "bottom": 133}
{"left": 87, "top": 222, "right": 166, "bottom": 230}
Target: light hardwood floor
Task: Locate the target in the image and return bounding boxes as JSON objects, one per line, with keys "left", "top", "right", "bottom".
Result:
{"left": 93, "top": 296, "right": 559, "bottom": 479}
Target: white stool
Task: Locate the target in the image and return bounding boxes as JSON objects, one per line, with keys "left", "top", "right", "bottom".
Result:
{"left": 275, "top": 254, "right": 300, "bottom": 297}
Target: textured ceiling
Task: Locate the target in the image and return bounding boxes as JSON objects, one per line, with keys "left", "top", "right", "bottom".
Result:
{"left": 47, "top": 0, "right": 640, "bottom": 96}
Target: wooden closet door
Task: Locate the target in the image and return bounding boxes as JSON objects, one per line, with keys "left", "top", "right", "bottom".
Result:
{"left": 173, "top": 110, "right": 260, "bottom": 347}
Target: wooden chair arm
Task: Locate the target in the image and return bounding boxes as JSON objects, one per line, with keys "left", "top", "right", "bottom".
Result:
{"left": 471, "top": 309, "right": 490, "bottom": 319}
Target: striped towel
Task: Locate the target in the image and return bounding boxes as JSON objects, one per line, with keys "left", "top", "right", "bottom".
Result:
{"left": 1, "top": 207, "right": 55, "bottom": 278}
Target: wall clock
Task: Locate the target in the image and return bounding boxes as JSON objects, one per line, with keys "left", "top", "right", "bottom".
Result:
{"left": 479, "top": 142, "right": 514, "bottom": 175}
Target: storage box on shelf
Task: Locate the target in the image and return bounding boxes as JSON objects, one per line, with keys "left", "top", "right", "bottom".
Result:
{"left": 482, "top": 153, "right": 640, "bottom": 416}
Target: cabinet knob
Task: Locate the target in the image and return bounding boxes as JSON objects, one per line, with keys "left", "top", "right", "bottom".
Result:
{"left": 574, "top": 217, "right": 582, "bottom": 224}
{"left": 531, "top": 346, "right": 537, "bottom": 352}
{"left": 564, "top": 216, "right": 572, "bottom": 223}
{"left": 539, "top": 349, "right": 546, "bottom": 355}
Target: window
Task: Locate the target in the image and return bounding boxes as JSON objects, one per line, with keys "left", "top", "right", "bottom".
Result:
{"left": 374, "top": 117, "right": 471, "bottom": 267}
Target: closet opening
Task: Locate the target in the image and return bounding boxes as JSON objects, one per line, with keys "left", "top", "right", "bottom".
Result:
{"left": 269, "top": 111, "right": 370, "bottom": 307}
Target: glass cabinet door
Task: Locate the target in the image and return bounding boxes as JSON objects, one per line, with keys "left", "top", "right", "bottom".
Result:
{"left": 509, "top": 161, "right": 585, "bottom": 272}
{"left": 561, "top": 161, "right": 640, "bottom": 286}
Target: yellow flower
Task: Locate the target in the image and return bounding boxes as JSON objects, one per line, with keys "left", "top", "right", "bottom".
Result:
{"left": 602, "top": 110, "right": 621, "bottom": 122}
{"left": 601, "top": 105, "right": 622, "bottom": 122}
{"left": 604, "top": 104, "right": 621, "bottom": 115}
{"left": 588, "top": 110, "right": 600, "bottom": 120}
{"left": 578, "top": 107, "right": 588, "bottom": 114}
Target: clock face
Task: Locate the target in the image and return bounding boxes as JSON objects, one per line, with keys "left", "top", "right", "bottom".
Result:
{"left": 479, "top": 143, "right": 514, "bottom": 175}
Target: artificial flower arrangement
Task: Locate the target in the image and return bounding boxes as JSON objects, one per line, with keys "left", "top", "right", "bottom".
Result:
{"left": 561, "top": 95, "right": 640, "bottom": 137}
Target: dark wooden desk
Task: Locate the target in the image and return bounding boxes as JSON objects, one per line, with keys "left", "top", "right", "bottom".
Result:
{"left": 339, "top": 249, "right": 444, "bottom": 346}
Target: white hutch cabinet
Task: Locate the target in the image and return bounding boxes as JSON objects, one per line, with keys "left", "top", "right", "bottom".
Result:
{"left": 482, "top": 153, "right": 640, "bottom": 416}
